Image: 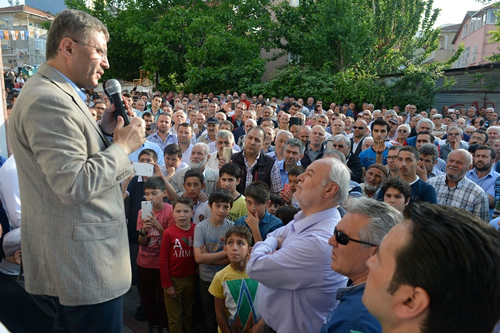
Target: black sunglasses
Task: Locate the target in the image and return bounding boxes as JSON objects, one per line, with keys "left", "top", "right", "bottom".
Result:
{"left": 334, "top": 227, "right": 378, "bottom": 247}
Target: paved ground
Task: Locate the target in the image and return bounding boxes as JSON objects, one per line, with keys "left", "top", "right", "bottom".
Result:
{"left": 123, "top": 287, "right": 148, "bottom": 333}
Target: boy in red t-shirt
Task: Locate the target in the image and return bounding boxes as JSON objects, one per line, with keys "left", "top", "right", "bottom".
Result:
{"left": 137, "top": 176, "right": 175, "bottom": 332}
{"left": 159, "top": 197, "right": 197, "bottom": 333}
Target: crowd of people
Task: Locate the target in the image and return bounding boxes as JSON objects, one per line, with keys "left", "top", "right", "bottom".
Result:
{"left": 0, "top": 8, "right": 499, "bottom": 333}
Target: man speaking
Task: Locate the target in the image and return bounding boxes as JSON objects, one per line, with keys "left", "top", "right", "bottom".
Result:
{"left": 8, "top": 9, "right": 145, "bottom": 332}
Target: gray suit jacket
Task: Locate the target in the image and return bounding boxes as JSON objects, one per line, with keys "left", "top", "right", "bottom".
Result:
{"left": 8, "top": 64, "right": 134, "bottom": 306}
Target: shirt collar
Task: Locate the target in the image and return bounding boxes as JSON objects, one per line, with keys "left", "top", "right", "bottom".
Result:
{"left": 291, "top": 207, "right": 339, "bottom": 234}
{"left": 54, "top": 68, "right": 86, "bottom": 102}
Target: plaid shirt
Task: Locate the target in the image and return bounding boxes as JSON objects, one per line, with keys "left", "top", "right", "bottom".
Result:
{"left": 428, "top": 175, "right": 489, "bottom": 221}
{"left": 243, "top": 152, "right": 282, "bottom": 193}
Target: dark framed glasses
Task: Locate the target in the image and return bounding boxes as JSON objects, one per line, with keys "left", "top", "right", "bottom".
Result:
{"left": 334, "top": 227, "right": 378, "bottom": 247}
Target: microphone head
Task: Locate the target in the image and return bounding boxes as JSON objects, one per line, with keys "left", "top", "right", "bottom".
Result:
{"left": 105, "top": 79, "right": 121, "bottom": 95}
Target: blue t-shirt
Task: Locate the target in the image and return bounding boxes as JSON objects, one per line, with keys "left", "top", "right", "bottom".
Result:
{"left": 358, "top": 147, "right": 388, "bottom": 169}
{"left": 377, "top": 178, "right": 437, "bottom": 204}
{"left": 234, "top": 210, "right": 283, "bottom": 242}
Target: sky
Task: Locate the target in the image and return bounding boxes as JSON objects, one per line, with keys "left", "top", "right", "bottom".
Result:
{"left": 433, "top": 0, "right": 485, "bottom": 27}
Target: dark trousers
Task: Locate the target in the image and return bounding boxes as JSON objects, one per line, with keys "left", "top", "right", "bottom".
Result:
{"left": 199, "top": 278, "right": 217, "bottom": 333}
{"left": 52, "top": 295, "right": 123, "bottom": 333}
{"left": 137, "top": 266, "right": 168, "bottom": 328}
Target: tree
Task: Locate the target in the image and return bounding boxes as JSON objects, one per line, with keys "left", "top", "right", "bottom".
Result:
{"left": 259, "top": 0, "right": 455, "bottom": 109}
{"left": 66, "top": 0, "right": 275, "bottom": 91}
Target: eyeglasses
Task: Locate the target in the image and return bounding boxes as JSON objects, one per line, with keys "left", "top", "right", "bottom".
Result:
{"left": 398, "top": 129, "right": 408, "bottom": 133}
{"left": 334, "top": 228, "right": 377, "bottom": 247}
{"left": 71, "top": 39, "right": 107, "bottom": 59}
{"left": 387, "top": 155, "right": 398, "bottom": 160}
{"left": 332, "top": 144, "right": 344, "bottom": 149}
{"left": 448, "top": 133, "right": 461, "bottom": 136}
{"left": 353, "top": 126, "right": 365, "bottom": 130}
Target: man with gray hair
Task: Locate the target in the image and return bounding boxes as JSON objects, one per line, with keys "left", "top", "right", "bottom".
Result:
{"left": 440, "top": 126, "right": 468, "bottom": 161}
{"left": 487, "top": 126, "right": 500, "bottom": 145}
{"left": 248, "top": 158, "right": 351, "bottom": 333}
{"left": 417, "top": 143, "right": 444, "bottom": 181}
{"left": 0, "top": 228, "right": 58, "bottom": 332}
{"left": 207, "top": 129, "right": 236, "bottom": 171}
{"left": 406, "top": 118, "right": 434, "bottom": 146}
{"left": 277, "top": 138, "right": 304, "bottom": 186}
{"left": 428, "top": 149, "right": 489, "bottom": 221}
{"left": 329, "top": 134, "right": 362, "bottom": 182}
{"left": 321, "top": 197, "right": 401, "bottom": 333}
{"left": 170, "top": 142, "right": 219, "bottom": 196}
{"left": 267, "top": 129, "right": 293, "bottom": 161}
{"left": 301, "top": 125, "right": 327, "bottom": 167}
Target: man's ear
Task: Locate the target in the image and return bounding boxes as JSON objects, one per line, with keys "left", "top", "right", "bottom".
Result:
{"left": 394, "top": 285, "right": 430, "bottom": 321}
{"left": 14, "top": 250, "right": 22, "bottom": 265}
{"left": 324, "top": 182, "right": 339, "bottom": 199}
{"left": 60, "top": 37, "right": 76, "bottom": 58}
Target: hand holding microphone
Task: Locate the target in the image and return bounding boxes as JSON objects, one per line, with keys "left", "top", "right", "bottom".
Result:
{"left": 104, "top": 79, "right": 131, "bottom": 126}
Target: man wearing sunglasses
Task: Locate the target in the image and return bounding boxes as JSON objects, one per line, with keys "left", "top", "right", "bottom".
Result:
{"left": 247, "top": 158, "right": 351, "bottom": 333}
{"left": 321, "top": 198, "right": 401, "bottom": 333}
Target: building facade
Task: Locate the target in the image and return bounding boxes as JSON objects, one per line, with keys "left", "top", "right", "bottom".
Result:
{"left": 0, "top": 5, "right": 54, "bottom": 70}
{"left": 452, "top": 5, "right": 500, "bottom": 68}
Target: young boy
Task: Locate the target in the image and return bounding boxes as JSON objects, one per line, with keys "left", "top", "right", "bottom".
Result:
{"left": 163, "top": 143, "right": 189, "bottom": 180}
{"left": 209, "top": 226, "right": 264, "bottom": 333}
{"left": 279, "top": 165, "right": 305, "bottom": 208}
{"left": 159, "top": 197, "right": 197, "bottom": 333}
{"left": 234, "top": 181, "right": 283, "bottom": 243}
{"left": 219, "top": 163, "right": 248, "bottom": 222}
{"left": 381, "top": 177, "right": 412, "bottom": 212}
{"left": 194, "top": 189, "right": 235, "bottom": 333}
{"left": 267, "top": 193, "right": 284, "bottom": 216}
{"left": 182, "top": 170, "right": 210, "bottom": 224}
{"left": 137, "top": 177, "right": 176, "bottom": 332}
{"left": 275, "top": 205, "right": 299, "bottom": 225}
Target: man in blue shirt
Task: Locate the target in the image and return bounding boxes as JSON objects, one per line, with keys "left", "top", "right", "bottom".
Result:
{"left": 321, "top": 198, "right": 401, "bottom": 333}
{"left": 358, "top": 118, "right": 391, "bottom": 171}
{"left": 377, "top": 146, "right": 437, "bottom": 204}
{"left": 466, "top": 145, "right": 499, "bottom": 219}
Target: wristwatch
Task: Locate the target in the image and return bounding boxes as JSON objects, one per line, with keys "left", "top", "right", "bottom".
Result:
{"left": 138, "top": 229, "right": 147, "bottom": 237}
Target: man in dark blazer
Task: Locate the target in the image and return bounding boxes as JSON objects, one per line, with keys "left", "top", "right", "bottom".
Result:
{"left": 8, "top": 9, "right": 145, "bottom": 331}
{"left": 350, "top": 119, "right": 369, "bottom": 156}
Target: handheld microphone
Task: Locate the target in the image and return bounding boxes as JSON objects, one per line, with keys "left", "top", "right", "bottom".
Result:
{"left": 104, "top": 79, "right": 130, "bottom": 126}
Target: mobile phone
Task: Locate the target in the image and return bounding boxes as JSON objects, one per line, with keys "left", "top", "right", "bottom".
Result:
{"left": 223, "top": 147, "right": 232, "bottom": 163}
{"left": 283, "top": 184, "right": 291, "bottom": 192}
{"left": 141, "top": 201, "right": 153, "bottom": 220}
{"left": 132, "top": 162, "right": 154, "bottom": 177}
{"left": 326, "top": 140, "right": 334, "bottom": 150}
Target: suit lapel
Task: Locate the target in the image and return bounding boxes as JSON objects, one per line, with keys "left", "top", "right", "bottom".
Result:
{"left": 37, "top": 64, "right": 110, "bottom": 146}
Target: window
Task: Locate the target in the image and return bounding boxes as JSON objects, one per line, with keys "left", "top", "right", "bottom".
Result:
{"left": 1, "top": 40, "right": 10, "bottom": 49}
{"left": 35, "top": 38, "right": 45, "bottom": 51}
{"left": 439, "top": 37, "right": 445, "bottom": 50}
{"left": 487, "top": 9, "right": 499, "bottom": 24}
{"left": 462, "top": 24, "right": 468, "bottom": 38}
{"left": 471, "top": 45, "right": 478, "bottom": 63}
